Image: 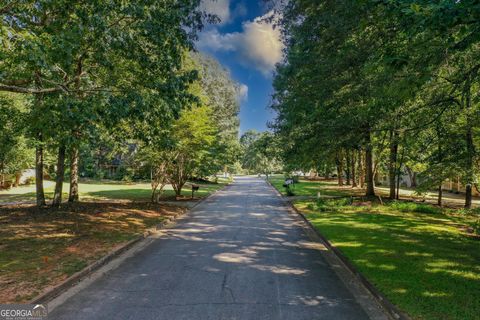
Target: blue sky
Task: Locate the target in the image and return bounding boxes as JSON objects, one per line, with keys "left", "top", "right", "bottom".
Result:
{"left": 197, "top": 0, "right": 283, "bottom": 134}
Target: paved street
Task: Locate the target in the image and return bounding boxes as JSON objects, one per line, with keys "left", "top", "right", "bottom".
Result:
{"left": 50, "top": 177, "right": 372, "bottom": 320}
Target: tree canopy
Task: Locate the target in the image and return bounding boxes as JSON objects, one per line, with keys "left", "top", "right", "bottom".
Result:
{"left": 271, "top": 0, "right": 480, "bottom": 207}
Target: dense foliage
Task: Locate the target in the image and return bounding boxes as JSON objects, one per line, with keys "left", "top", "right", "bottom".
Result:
{"left": 240, "top": 130, "right": 282, "bottom": 178}
{"left": 272, "top": 0, "right": 480, "bottom": 207}
{"left": 0, "top": 1, "right": 240, "bottom": 206}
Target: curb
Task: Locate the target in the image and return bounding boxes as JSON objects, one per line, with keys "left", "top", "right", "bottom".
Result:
{"left": 265, "top": 178, "right": 410, "bottom": 320}
{"left": 30, "top": 182, "right": 230, "bottom": 305}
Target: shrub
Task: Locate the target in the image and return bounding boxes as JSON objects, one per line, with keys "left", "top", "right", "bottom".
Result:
{"left": 285, "top": 186, "right": 295, "bottom": 196}
{"left": 24, "top": 176, "right": 35, "bottom": 185}
{"left": 315, "top": 197, "right": 351, "bottom": 212}
{"left": 114, "top": 165, "right": 134, "bottom": 181}
{"left": 469, "top": 207, "right": 480, "bottom": 215}
{"left": 390, "top": 201, "right": 441, "bottom": 214}
{"left": 94, "top": 169, "right": 107, "bottom": 180}
{"left": 455, "top": 207, "right": 480, "bottom": 216}
{"left": 472, "top": 219, "right": 480, "bottom": 235}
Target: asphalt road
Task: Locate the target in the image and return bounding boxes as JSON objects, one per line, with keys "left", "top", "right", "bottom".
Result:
{"left": 49, "top": 177, "right": 372, "bottom": 320}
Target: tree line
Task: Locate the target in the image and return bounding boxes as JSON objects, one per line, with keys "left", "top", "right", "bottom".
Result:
{"left": 271, "top": 1, "right": 480, "bottom": 208}
{"left": 0, "top": 1, "right": 240, "bottom": 207}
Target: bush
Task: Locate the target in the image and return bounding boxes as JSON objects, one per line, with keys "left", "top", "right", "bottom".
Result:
{"left": 472, "top": 219, "right": 480, "bottom": 235}
{"left": 390, "top": 201, "right": 441, "bottom": 214}
{"left": 94, "top": 169, "right": 107, "bottom": 180}
{"left": 315, "top": 197, "right": 351, "bottom": 212}
{"left": 114, "top": 165, "right": 134, "bottom": 181}
{"left": 455, "top": 207, "right": 480, "bottom": 216}
{"left": 24, "top": 176, "right": 35, "bottom": 185}
{"left": 285, "top": 185, "right": 295, "bottom": 196}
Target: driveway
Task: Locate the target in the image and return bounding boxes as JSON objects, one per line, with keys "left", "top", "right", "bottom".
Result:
{"left": 49, "top": 177, "right": 374, "bottom": 319}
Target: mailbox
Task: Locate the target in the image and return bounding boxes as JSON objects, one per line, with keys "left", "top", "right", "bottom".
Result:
{"left": 191, "top": 184, "right": 200, "bottom": 198}
{"left": 283, "top": 178, "right": 294, "bottom": 188}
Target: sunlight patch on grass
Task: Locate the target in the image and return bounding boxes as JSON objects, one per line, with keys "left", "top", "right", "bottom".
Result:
{"left": 0, "top": 202, "right": 185, "bottom": 303}
{"left": 285, "top": 197, "right": 480, "bottom": 320}
{"left": 0, "top": 178, "right": 227, "bottom": 204}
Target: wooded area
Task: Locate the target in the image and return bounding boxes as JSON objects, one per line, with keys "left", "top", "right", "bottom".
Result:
{"left": 0, "top": 1, "right": 241, "bottom": 207}
{"left": 271, "top": 1, "right": 480, "bottom": 209}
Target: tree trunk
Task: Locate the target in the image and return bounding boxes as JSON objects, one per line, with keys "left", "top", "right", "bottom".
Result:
{"left": 464, "top": 126, "right": 474, "bottom": 209}
{"left": 0, "top": 162, "right": 4, "bottom": 189}
{"left": 396, "top": 166, "right": 402, "bottom": 200}
{"left": 35, "top": 142, "right": 46, "bottom": 207}
{"left": 437, "top": 185, "right": 443, "bottom": 207}
{"left": 52, "top": 144, "right": 66, "bottom": 207}
{"left": 150, "top": 167, "right": 158, "bottom": 203}
{"left": 351, "top": 151, "right": 357, "bottom": 187}
{"left": 358, "top": 149, "right": 364, "bottom": 188}
{"left": 345, "top": 150, "right": 351, "bottom": 185}
{"left": 396, "top": 147, "right": 405, "bottom": 200}
{"left": 405, "top": 166, "right": 416, "bottom": 188}
{"left": 465, "top": 184, "right": 472, "bottom": 209}
{"left": 14, "top": 172, "right": 21, "bottom": 187}
{"left": 68, "top": 146, "right": 79, "bottom": 202}
{"left": 463, "top": 72, "right": 475, "bottom": 209}
{"left": 388, "top": 130, "right": 398, "bottom": 199}
{"left": 336, "top": 153, "right": 344, "bottom": 186}
{"left": 174, "top": 183, "right": 184, "bottom": 197}
{"left": 365, "top": 132, "right": 375, "bottom": 197}
{"left": 151, "top": 186, "right": 159, "bottom": 203}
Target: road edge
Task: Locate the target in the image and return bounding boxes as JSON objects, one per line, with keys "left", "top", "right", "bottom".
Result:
{"left": 29, "top": 182, "right": 230, "bottom": 306}
{"left": 265, "top": 178, "right": 410, "bottom": 320}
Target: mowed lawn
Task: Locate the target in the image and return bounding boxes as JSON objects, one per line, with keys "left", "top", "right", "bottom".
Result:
{"left": 268, "top": 175, "right": 480, "bottom": 208}
{"left": 269, "top": 176, "right": 356, "bottom": 197}
{"left": 269, "top": 177, "right": 480, "bottom": 320}
{"left": 0, "top": 178, "right": 228, "bottom": 204}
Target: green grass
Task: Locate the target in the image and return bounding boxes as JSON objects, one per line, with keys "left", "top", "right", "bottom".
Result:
{"left": 295, "top": 199, "right": 480, "bottom": 320}
{"left": 0, "top": 178, "right": 228, "bottom": 204}
{"left": 268, "top": 176, "right": 349, "bottom": 197}
{"left": 267, "top": 180, "right": 480, "bottom": 319}
{"left": 389, "top": 201, "right": 443, "bottom": 215}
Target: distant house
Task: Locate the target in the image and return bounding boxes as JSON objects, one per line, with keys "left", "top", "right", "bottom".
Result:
{"left": 377, "top": 169, "right": 480, "bottom": 196}
{"left": 442, "top": 178, "right": 480, "bottom": 196}
{"left": 96, "top": 143, "right": 138, "bottom": 178}
{"left": 0, "top": 168, "right": 35, "bottom": 189}
{"left": 19, "top": 168, "right": 35, "bottom": 184}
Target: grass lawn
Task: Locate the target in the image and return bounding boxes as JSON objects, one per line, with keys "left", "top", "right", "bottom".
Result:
{"left": 268, "top": 176, "right": 355, "bottom": 197}
{"left": 269, "top": 175, "right": 480, "bottom": 208}
{"left": 269, "top": 178, "right": 480, "bottom": 320}
{"left": 0, "top": 178, "right": 229, "bottom": 204}
{"left": 0, "top": 202, "right": 184, "bottom": 303}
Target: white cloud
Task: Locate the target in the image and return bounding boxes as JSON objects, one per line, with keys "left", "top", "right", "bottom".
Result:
{"left": 197, "top": 28, "right": 236, "bottom": 51}
{"left": 238, "top": 83, "right": 248, "bottom": 102}
{"left": 197, "top": 11, "right": 284, "bottom": 77}
{"left": 200, "top": 0, "right": 231, "bottom": 25}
